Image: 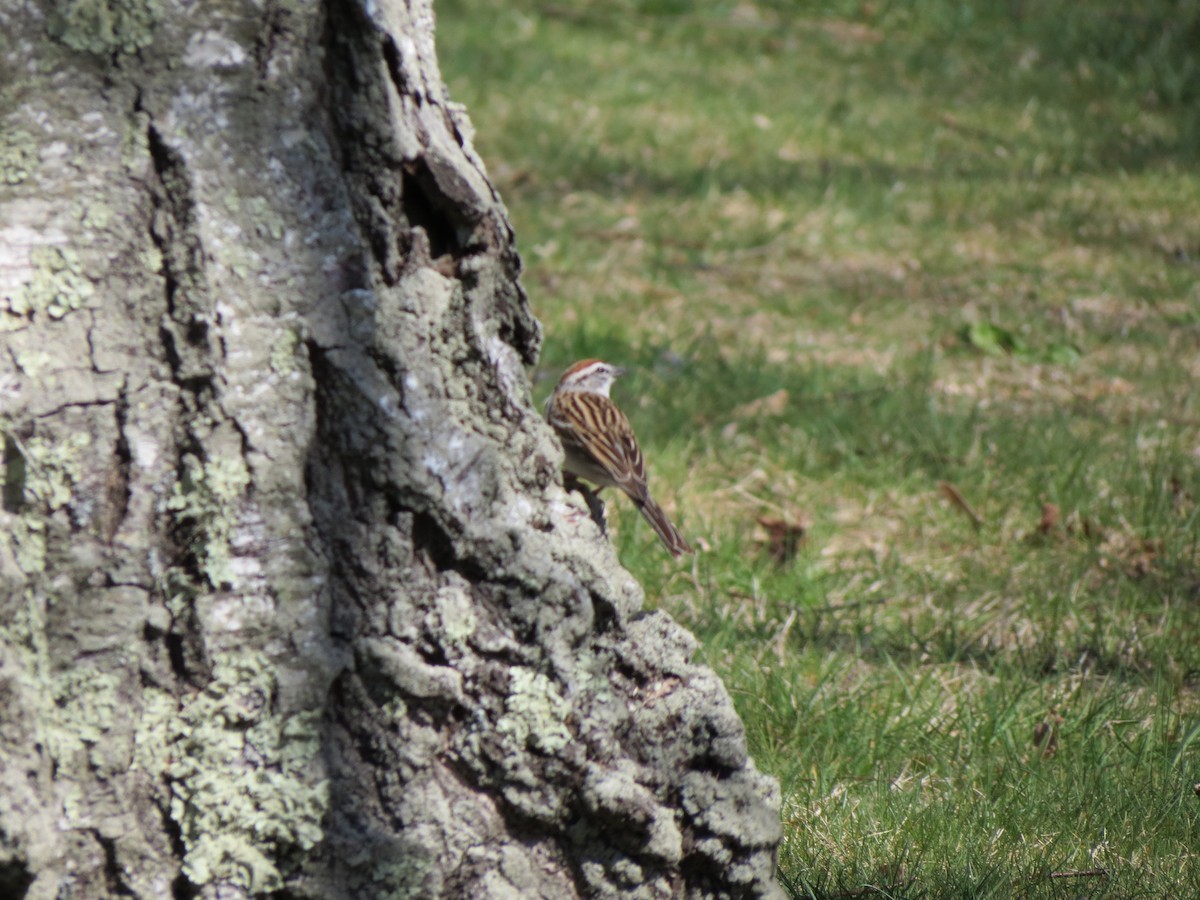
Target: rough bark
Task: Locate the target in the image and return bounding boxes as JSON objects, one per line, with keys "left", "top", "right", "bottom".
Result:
{"left": 0, "top": 1, "right": 783, "bottom": 898}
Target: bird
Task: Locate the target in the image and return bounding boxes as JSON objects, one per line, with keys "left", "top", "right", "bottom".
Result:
{"left": 544, "top": 359, "right": 693, "bottom": 557}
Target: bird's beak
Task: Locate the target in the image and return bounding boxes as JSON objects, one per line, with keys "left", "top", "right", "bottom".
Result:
{"left": 612, "top": 366, "right": 627, "bottom": 378}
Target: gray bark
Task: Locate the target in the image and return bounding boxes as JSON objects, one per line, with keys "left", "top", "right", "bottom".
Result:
{"left": 0, "top": 1, "right": 783, "bottom": 898}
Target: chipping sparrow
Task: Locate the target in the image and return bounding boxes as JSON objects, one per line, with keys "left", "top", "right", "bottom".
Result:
{"left": 544, "top": 359, "right": 693, "bottom": 557}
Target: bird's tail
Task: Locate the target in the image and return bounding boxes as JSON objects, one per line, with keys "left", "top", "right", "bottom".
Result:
{"left": 637, "top": 496, "right": 693, "bottom": 558}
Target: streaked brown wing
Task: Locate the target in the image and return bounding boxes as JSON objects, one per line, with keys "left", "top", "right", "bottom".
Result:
{"left": 553, "top": 392, "right": 648, "bottom": 498}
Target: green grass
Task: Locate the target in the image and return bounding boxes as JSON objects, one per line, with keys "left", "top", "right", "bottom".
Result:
{"left": 438, "top": 1, "right": 1200, "bottom": 895}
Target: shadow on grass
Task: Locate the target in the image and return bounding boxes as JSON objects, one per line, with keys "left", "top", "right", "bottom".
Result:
{"left": 791, "top": 2, "right": 1197, "bottom": 171}
{"left": 445, "top": 0, "right": 1200, "bottom": 199}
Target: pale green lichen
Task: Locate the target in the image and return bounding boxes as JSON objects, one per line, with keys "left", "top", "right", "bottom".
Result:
{"left": 159, "top": 567, "right": 198, "bottom": 636}
{"left": 5, "top": 246, "right": 96, "bottom": 322}
{"left": 80, "top": 200, "right": 113, "bottom": 230}
{"left": 497, "top": 667, "right": 572, "bottom": 754}
{"left": 138, "top": 243, "right": 162, "bottom": 275}
{"left": 380, "top": 694, "right": 408, "bottom": 725}
{"left": 47, "top": 0, "right": 160, "bottom": 56}
{"left": 46, "top": 666, "right": 122, "bottom": 776}
{"left": 51, "top": 667, "right": 121, "bottom": 746}
{"left": 8, "top": 431, "right": 91, "bottom": 512}
{"left": 435, "top": 583, "right": 477, "bottom": 643}
{"left": 12, "top": 348, "right": 54, "bottom": 378}
{"left": 0, "top": 430, "right": 86, "bottom": 575}
{"left": 0, "top": 589, "right": 44, "bottom": 663}
{"left": 0, "top": 129, "right": 36, "bottom": 185}
{"left": 168, "top": 652, "right": 328, "bottom": 893}
{"left": 244, "top": 196, "right": 286, "bottom": 241}
{"left": 166, "top": 454, "right": 250, "bottom": 588}
{"left": 3, "top": 516, "right": 47, "bottom": 575}
{"left": 1, "top": 593, "right": 118, "bottom": 779}
{"left": 227, "top": 249, "right": 251, "bottom": 281}
{"left": 132, "top": 684, "right": 179, "bottom": 776}
{"left": 120, "top": 117, "right": 151, "bottom": 173}
{"left": 369, "top": 857, "right": 437, "bottom": 900}
{"left": 269, "top": 327, "right": 301, "bottom": 377}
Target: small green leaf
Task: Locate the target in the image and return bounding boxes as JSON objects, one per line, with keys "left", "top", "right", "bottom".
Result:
{"left": 1044, "top": 342, "right": 1082, "bottom": 365}
{"left": 963, "top": 321, "right": 1022, "bottom": 356}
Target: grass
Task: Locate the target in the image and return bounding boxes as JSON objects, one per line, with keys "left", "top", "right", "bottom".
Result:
{"left": 436, "top": 1, "right": 1200, "bottom": 895}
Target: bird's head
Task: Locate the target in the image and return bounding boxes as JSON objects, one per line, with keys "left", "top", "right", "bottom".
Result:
{"left": 556, "top": 359, "right": 626, "bottom": 397}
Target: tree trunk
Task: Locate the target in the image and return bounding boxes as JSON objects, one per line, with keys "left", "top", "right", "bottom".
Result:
{"left": 0, "top": 1, "right": 783, "bottom": 898}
